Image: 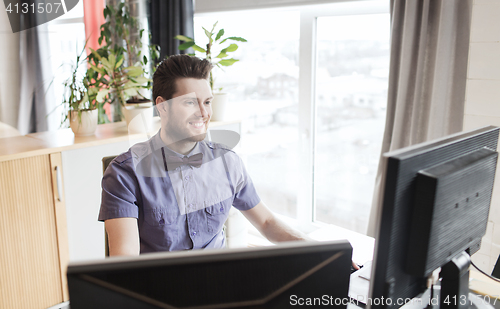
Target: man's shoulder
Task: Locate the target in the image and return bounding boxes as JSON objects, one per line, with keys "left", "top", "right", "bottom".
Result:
{"left": 109, "top": 138, "right": 155, "bottom": 168}
{"left": 104, "top": 151, "right": 133, "bottom": 178}
{"left": 203, "top": 141, "right": 234, "bottom": 152}
{"left": 202, "top": 141, "right": 240, "bottom": 159}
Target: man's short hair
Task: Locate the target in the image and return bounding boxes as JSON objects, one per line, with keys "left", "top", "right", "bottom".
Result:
{"left": 152, "top": 55, "right": 213, "bottom": 104}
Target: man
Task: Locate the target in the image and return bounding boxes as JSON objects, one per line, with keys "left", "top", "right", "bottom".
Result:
{"left": 99, "top": 55, "right": 308, "bottom": 256}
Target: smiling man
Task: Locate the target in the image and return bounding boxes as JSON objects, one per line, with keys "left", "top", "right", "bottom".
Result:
{"left": 98, "top": 55, "right": 308, "bottom": 256}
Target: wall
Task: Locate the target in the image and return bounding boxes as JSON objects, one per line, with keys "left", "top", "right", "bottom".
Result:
{"left": 0, "top": 6, "right": 20, "bottom": 128}
{"left": 465, "top": 0, "right": 500, "bottom": 273}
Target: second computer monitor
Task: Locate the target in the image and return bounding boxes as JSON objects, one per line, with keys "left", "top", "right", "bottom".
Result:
{"left": 68, "top": 240, "right": 353, "bottom": 309}
{"left": 368, "top": 126, "right": 499, "bottom": 309}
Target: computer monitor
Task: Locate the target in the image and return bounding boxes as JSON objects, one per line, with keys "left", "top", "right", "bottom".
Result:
{"left": 368, "top": 126, "right": 499, "bottom": 309}
{"left": 68, "top": 240, "right": 352, "bottom": 309}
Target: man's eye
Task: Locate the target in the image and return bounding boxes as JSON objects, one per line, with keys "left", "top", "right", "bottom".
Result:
{"left": 205, "top": 101, "right": 212, "bottom": 105}
{"left": 186, "top": 101, "right": 196, "bottom": 105}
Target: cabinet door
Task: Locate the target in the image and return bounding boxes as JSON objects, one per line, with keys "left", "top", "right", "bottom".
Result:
{"left": 0, "top": 153, "right": 68, "bottom": 308}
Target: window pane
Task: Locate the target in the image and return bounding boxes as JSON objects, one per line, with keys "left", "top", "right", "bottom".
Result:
{"left": 47, "top": 22, "right": 86, "bottom": 128}
{"left": 194, "top": 11, "right": 300, "bottom": 218}
{"left": 314, "top": 14, "right": 390, "bottom": 233}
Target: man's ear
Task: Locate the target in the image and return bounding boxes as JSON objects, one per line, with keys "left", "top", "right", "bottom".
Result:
{"left": 155, "top": 96, "right": 165, "bottom": 107}
{"left": 155, "top": 96, "right": 167, "bottom": 114}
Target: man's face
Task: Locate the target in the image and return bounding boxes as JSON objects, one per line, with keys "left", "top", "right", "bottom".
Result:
{"left": 157, "top": 78, "right": 213, "bottom": 143}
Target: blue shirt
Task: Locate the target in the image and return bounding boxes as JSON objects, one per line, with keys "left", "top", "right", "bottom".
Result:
{"left": 98, "top": 131, "right": 261, "bottom": 253}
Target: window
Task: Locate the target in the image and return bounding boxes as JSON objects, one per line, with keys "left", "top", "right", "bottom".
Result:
{"left": 195, "top": 10, "right": 301, "bottom": 219}
{"left": 47, "top": 1, "right": 86, "bottom": 129}
{"left": 196, "top": 0, "right": 390, "bottom": 234}
{"left": 314, "top": 13, "right": 390, "bottom": 233}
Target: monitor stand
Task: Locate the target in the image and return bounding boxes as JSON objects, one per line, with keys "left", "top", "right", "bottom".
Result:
{"left": 397, "top": 252, "right": 494, "bottom": 309}
{"left": 440, "top": 251, "right": 471, "bottom": 309}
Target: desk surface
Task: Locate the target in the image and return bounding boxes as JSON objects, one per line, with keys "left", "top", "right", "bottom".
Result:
{"left": 470, "top": 269, "right": 500, "bottom": 303}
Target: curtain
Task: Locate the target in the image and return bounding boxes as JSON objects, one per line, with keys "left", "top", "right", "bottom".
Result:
{"left": 0, "top": 9, "right": 20, "bottom": 128}
{"left": 17, "top": 3, "right": 56, "bottom": 134}
{"left": 366, "top": 0, "right": 474, "bottom": 237}
{"left": 148, "top": 0, "right": 194, "bottom": 61}
{"left": 83, "top": 0, "right": 106, "bottom": 56}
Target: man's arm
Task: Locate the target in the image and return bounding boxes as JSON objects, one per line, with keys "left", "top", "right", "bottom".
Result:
{"left": 240, "top": 201, "right": 309, "bottom": 243}
{"left": 105, "top": 217, "right": 140, "bottom": 256}
{"left": 241, "top": 202, "right": 360, "bottom": 270}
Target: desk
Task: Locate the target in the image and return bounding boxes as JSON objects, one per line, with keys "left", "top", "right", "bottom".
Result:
{"left": 303, "top": 225, "right": 500, "bottom": 309}
{"left": 470, "top": 269, "right": 500, "bottom": 309}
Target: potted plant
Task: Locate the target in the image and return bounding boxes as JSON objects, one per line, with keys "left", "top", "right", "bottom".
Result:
{"left": 175, "top": 21, "right": 247, "bottom": 121}
{"left": 62, "top": 45, "right": 99, "bottom": 136}
{"left": 87, "top": 2, "right": 159, "bottom": 131}
{"left": 89, "top": 48, "right": 152, "bottom": 132}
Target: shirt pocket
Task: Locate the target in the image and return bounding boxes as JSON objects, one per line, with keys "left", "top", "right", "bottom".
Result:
{"left": 144, "top": 209, "right": 178, "bottom": 227}
{"left": 205, "top": 202, "right": 229, "bottom": 233}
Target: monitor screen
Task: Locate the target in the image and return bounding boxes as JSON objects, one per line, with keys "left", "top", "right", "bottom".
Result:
{"left": 68, "top": 240, "right": 352, "bottom": 309}
{"left": 368, "top": 126, "right": 499, "bottom": 309}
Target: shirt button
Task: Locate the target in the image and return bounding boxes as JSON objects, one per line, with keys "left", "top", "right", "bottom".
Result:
{"left": 185, "top": 176, "right": 190, "bottom": 181}
{"left": 220, "top": 207, "right": 224, "bottom": 212}
{"left": 159, "top": 218, "right": 165, "bottom": 224}
{"left": 191, "top": 231, "right": 197, "bottom": 236}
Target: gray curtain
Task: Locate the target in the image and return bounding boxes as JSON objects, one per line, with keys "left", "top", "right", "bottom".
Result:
{"left": 17, "top": 4, "right": 56, "bottom": 135}
{"left": 148, "top": 0, "right": 194, "bottom": 61}
{"left": 367, "top": 0, "right": 473, "bottom": 237}
{"left": 0, "top": 11, "right": 20, "bottom": 129}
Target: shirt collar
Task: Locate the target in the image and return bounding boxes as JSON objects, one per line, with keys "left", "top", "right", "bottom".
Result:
{"left": 153, "top": 129, "right": 204, "bottom": 158}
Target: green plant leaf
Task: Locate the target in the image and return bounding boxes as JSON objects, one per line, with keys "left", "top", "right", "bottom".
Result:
{"left": 100, "top": 58, "right": 112, "bottom": 72}
{"left": 124, "top": 87, "right": 139, "bottom": 96}
{"left": 178, "top": 41, "right": 195, "bottom": 50}
{"left": 211, "top": 21, "right": 218, "bottom": 33}
{"left": 124, "top": 66, "right": 143, "bottom": 77}
{"left": 89, "top": 63, "right": 105, "bottom": 75}
{"left": 192, "top": 44, "right": 207, "bottom": 53}
{"left": 215, "top": 51, "right": 228, "bottom": 59}
{"left": 108, "top": 53, "right": 116, "bottom": 66}
{"left": 115, "top": 56, "right": 124, "bottom": 69}
{"left": 132, "top": 76, "right": 150, "bottom": 85}
{"left": 220, "top": 36, "right": 247, "bottom": 44}
{"left": 218, "top": 58, "right": 239, "bottom": 66}
{"left": 90, "top": 48, "right": 103, "bottom": 61}
{"left": 221, "top": 43, "right": 238, "bottom": 53}
{"left": 202, "top": 27, "right": 212, "bottom": 39}
{"left": 215, "top": 29, "right": 224, "bottom": 41}
{"left": 87, "top": 87, "right": 99, "bottom": 96}
{"left": 80, "top": 93, "right": 90, "bottom": 108}
{"left": 96, "top": 88, "right": 110, "bottom": 103}
{"left": 175, "top": 35, "right": 193, "bottom": 42}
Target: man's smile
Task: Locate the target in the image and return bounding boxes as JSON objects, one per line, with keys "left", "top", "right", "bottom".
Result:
{"left": 189, "top": 121, "right": 206, "bottom": 129}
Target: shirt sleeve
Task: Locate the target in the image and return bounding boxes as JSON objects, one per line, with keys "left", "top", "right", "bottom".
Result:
{"left": 98, "top": 155, "right": 140, "bottom": 221}
{"left": 229, "top": 153, "right": 261, "bottom": 211}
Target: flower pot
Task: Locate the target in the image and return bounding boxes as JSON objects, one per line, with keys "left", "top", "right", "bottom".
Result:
{"left": 210, "top": 93, "right": 229, "bottom": 122}
{"left": 69, "top": 109, "right": 98, "bottom": 136}
{"left": 123, "top": 103, "right": 154, "bottom": 134}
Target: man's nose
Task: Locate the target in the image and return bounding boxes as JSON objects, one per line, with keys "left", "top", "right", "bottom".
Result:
{"left": 197, "top": 101, "right": 209, "bottom": 118}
